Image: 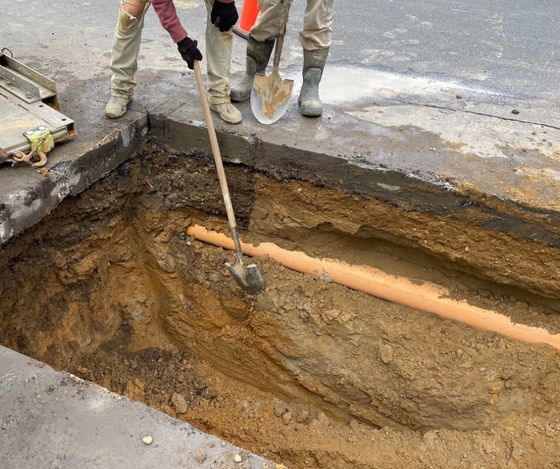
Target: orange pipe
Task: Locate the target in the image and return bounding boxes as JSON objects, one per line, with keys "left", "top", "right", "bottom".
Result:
{"left": 187, "top": 225, "right": 560, "bottom": 351}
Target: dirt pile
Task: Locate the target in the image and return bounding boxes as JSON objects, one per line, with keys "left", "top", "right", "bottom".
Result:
{"left": 1, "top": 146, "right": 560, "bottom": 468}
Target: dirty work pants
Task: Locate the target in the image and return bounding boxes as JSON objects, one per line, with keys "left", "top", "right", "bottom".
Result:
{"left": 110, "top": 0, "right": 233, "bottom": 104}
{"left": 251, "top": 0, "right": 333, "bottom": 50}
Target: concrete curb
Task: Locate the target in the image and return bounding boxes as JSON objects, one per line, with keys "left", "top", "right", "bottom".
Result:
{"left": 2, "top": 104, "right": 560, "bottom": 252}
{"left": 0, "top": 345, "right": 274, "bottom": 469}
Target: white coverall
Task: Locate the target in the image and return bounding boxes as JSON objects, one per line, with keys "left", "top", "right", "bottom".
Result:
{"left": 250, "top": 0, "right": 334, "bottom": 50}
{"left": 110, "top": 0, "right": 234, "bottom": 105}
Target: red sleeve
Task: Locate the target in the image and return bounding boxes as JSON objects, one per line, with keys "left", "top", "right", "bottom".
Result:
{"left": 151, "top": 0, "right": 189, "bottom": 43}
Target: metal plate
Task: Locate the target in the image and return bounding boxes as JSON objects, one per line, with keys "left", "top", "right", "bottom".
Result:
{"left": 0, "top": 54, "right": 75, "bottom": 157}
{"left": 0, "top": 54, "right": 57, "bottom": 103}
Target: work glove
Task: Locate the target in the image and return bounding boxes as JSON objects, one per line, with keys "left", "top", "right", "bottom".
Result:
{"left": 177, "top": 36, "right": 203, "bottom": 70}
{"left": 211, "top": 0, "right": 239, "bottom": 32}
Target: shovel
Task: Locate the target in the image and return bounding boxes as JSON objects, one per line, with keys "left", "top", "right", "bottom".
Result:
{"left": 193, "top": 60, "right": 265, "bottom": 294}
{"left": 251, "top": 0, "right": 294, "bottom": 124}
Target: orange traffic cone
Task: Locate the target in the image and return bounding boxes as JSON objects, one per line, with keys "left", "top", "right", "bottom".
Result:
{"left": 237, "top": 0, "right": 260, "bottom": 34}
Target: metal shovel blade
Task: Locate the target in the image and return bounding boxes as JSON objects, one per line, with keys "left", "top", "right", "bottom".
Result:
{"left": 225, "top": 261, "right": 265, "bottom": 294}
{"left": 251, "top": 68, "right": 294, "bottom": 124}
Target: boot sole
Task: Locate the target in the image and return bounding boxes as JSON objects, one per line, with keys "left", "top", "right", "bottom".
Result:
{"left": 105, "top": 111, "right": 127, "bottom": 119}
{"left": 230, "top": 95, "right": 250, "bottom": 103}
{"left": 299, "top": 99, "right": 323, "bottom": 117}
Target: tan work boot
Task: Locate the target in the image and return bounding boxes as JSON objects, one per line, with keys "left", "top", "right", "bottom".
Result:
{"left": 105, "top": 96, "right": 131, "bottom": 119}
{"left": 209, "top": 102, "right": 242, "bottom": 125}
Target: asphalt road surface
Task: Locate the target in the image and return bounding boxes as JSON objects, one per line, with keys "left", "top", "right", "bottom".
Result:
{"left": 2, "top": 0, "right": 559, "bottom": 102}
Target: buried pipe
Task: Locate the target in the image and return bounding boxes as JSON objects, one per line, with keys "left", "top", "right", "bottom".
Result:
{"left": 187, "top": 225, "right": 560, "bottom": 351}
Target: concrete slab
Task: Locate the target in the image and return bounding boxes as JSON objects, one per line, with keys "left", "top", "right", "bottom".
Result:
{"left": 0, "top": 345, "right": 275, "bottom": 469}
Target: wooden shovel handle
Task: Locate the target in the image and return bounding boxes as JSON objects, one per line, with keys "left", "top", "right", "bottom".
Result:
{"left": 272, "top": 0, "right": 293, "bottom": 69}
{"left": 193, "top": 60, "right": 244, "bottom": 263}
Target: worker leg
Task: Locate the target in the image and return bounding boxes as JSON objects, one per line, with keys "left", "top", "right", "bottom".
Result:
{"left": 250, "top": 0, "right": 285, "bottom": 42}
{"left": 109, "top": 0, "right": 151, "bottom": 100}
{"left": 299, "top": 0, "right": 333, "bottom": 50}
{"left": 298, "top": 0, "right": 333, "bottom": 117}
{"left": 204, "top": 0, "right": 242, "bottom": 124}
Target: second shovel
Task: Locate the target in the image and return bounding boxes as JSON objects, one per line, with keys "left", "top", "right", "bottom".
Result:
{"left": 251, "top": 0, "right": 294, "bottom": 124}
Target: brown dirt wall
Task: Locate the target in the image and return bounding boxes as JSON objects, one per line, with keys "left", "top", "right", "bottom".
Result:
{"left": 1, "top": 146, "right": 560, "bottom": 468}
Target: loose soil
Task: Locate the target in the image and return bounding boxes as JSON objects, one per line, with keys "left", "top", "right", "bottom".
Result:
{"left": 2, "top": 145, "right": 560, "bottom": 468}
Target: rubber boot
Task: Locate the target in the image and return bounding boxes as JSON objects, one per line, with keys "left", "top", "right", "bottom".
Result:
{"left": 105, "top": 96, "right": 131, "bottom": 119}
{"left": 230, "top": 35, "right": 275, "bottom": 102}
{"left": 299, "top": 48, "right": 329, "bottom": 117}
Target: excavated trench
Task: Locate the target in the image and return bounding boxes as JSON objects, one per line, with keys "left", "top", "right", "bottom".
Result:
{"left": 2, "top": 141, "right": 560, "bottom": 468}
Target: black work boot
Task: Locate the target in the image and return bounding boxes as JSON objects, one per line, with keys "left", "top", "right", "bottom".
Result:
{"left": 231, "top": 35, "right": 275, "bottom": 102}
{"left": 299, "top": 47, "right": 329, "bottom": 117}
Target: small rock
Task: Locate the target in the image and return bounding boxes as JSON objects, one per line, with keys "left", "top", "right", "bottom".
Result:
{"left": 196, "top": 452, "right": 207, "bottom": 463}
{"left": 379, "top": 343, "right": 394, "bottom": 364}
{"left": 422, "top": 430, "right": 438, "bottom": 445}
{"left": 316, "top": 412, "right": 330, "bottom": 426}
{"left": 142, "top": 436, "right": 153, "bottom": 445}
{"left": 234, "top": 454, "right": 243, "bottom": 463}
{"left": 172, "top": 392, "right": 189, "bottom": 414}
{"left": 307, "top": 419, "right": 321, "bottom": 431}
{"left": 282, "top": 411, "right": 292, "bottom": 425}
{"left": 323, "top": 309, "right": 341, "bottom": 321}
{"left": 339, "top": 311, "right": 353, "bottom": 323}
{"left": 296, "top": 409, "right": 310, "bottom": 423}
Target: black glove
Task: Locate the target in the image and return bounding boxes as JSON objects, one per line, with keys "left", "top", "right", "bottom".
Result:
{"left": 211, "top": 0, "right": 238, "bottom": 32}
{"left": 177, "top": 36, "right": 203, "bottom": 70}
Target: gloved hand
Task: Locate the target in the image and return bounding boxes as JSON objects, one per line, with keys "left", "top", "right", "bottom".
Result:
{"left": 177, "top": 36, "right": 203, "bottom": 70}
{"left": 211, "top": 0, "right": 238, "bottom": 32}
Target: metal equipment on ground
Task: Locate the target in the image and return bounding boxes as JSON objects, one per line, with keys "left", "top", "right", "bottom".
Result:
{"left": 0, "top": 51, "right": 76, "bottom": 167}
